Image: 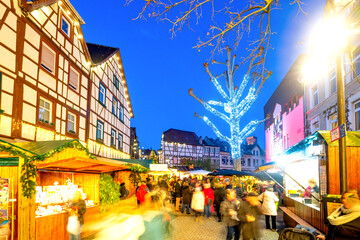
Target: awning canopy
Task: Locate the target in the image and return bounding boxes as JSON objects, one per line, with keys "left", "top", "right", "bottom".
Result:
{"left": 175, "top": 166, "right": 203, "bottom": 172}
{"left": 254, "top": 161, "right": 277, "bottom": 172}
{"left": 0, "top": 139, "right": 129, "bottom": 173}
{"left": 208, "top": 169, "right": 256, "bottom": 177}
{"left": 113, "top": 159, "right": 152, "bottom": 169}
{"left": 186, "top": 170, "right": 211, "bottom": 175}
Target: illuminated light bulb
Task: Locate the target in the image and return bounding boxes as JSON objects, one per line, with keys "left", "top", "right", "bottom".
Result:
{"left": 67, "top": 10, "right": 70, "bottom": 15}
{"left": 77, "top": 35, "right": 83, "bottom": 39}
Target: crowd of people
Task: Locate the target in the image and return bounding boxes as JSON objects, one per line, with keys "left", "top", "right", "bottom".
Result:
{"left": 135, "top": 176, "right": 281, "bottom": 240}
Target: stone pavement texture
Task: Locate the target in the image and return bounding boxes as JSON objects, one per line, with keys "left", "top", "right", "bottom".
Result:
{"left": 166, "top": 211, "right": 283, "bottom": 240}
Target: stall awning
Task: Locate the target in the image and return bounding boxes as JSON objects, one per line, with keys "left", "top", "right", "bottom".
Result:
{"left": 0, "top": 139, "right": 129, "bottom": 173}
{"left": 175, "top": 166, "right": 203, "bottom": 172}
{"left": 254, "top": 161, "right": 277, "bottom": 172}
{"left": 208, "top": 169, "right": 256, "bottom": 176}
{"left": 113, "top": 159, "right": 152, "bottom": 169}
{"left": 187, "top": 170, "right": 211, "bottom": 175}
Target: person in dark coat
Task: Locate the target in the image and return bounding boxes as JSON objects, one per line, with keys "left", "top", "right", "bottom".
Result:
{"left": 234, "top": 183, "right": 243, "bottom": 199}
{"left": 221, "top": 189, "right": 240, "bottom": 240}
{"left": 238, "top": 192, "right": 263, "bottom": 240}
{"left": 119, "top": 182, "right": 129, "bottom": 200}
{"left": 174, "top": 179, "right": 182, "bottom": 211}
{"left": 159, "top": 177, "right": 168, "bottom": 192}
{"left": 181, "top": 182, "right": 192, "bottom": 214}
{"left": 214, "top": 183, "right": 226, "bottom": 222}
{"left": 326, "top": 190, "right": 360, "bottom": 240}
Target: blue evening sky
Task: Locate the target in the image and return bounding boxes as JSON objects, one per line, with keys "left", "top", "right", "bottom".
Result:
{"left": 73, "top": 1, "right": 325, "bottom": 150}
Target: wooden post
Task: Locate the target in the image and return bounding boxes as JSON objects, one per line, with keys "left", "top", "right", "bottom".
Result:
{"left": 18, "top": 157, "right": 36, "bottom": 240}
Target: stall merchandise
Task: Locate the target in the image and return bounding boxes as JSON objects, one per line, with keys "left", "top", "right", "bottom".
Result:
{"left": 255, "top": 131, "right": 360, "bottom": 234}
{"left": 0, "top": 139, "right": 129, "bottom": 240}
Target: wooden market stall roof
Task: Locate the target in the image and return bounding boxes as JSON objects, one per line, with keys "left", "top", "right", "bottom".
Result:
{"left": 112, "top": 158, "right": 152, "bottom": 169}
{"left": 0, "top": 139, "right": 129, "bottom": 173}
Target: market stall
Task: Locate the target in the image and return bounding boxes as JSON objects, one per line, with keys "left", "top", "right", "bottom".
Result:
{"left": 0, "top": 139, "right": 129, "bottom": 240}
{"left": 255, "top": 131, "right": 360, "bottom": 234}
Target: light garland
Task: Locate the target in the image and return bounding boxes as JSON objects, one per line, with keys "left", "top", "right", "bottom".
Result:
{"left": 191, "top": 50, "right": 268, "bottom": 161}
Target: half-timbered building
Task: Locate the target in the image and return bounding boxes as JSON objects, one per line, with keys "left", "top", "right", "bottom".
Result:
{"left": 160, "top": 128, "right": 203, "bottom": 167}
{"left": 0, "top": 0, "right": 133, "bottom": 158}
{"left": 202, "top": 137, "right": 220, "bottom": 170}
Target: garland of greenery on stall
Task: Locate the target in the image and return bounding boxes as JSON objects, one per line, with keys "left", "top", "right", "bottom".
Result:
{"left": 124, "top": 163, "right": 149, "bottom": 173}
{"left": 0, "top": 140, "right": 96, "bottom": 198}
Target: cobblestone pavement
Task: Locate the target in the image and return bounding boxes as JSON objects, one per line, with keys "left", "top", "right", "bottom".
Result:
{"left": 166, "top": 210, "right": 284, "bottom": 240}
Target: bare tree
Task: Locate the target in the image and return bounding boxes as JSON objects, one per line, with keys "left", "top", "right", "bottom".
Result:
{"left": 189, "top": 45, "right": 271, "bottom": 170}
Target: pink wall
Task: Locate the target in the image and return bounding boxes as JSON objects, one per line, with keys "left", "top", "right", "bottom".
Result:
{"left": 265, "top": 96, "right": 304, "bottom": 162}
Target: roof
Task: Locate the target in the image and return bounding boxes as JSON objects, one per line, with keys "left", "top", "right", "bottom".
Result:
{"left": 26, "top": 0, "right": 85, "bottom": 24}
{"left": 241, "top": 143, "right": 265, "bottom": 156}
{"left": 208, "top": 169, "right": 256, "bottom": 176}
{"left": 113, "top": 159, "right": 153, "bottom": 169}
{"left": 86, "top": 43, "right": 119, "bottom": 65}
{"left": 141, "top": 149, "right": 158, "bottom": 156}
{"left": 175, "top": 166, "right": 203, "bottom": 172}
{"left": 13, "top": 139, "right": 79, "bottom": 156}
{"left": 162, "top": 129, "right": 201, "bottom": 145}
{"left": 203, "top": 137, "right": 217, "bottom": 146}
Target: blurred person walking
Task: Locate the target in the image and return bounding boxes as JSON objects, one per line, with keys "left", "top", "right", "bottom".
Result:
{"left": 67, "top": 190, "right": 86, "bottom": 240}
{"left": 238, "top": 192, "right": 263, "bottom": 240}
{"left": 221, "top": 189, "right": 240, "bottom": 240}
{"left": 181, "top": 181, "right": 192, "bottom": 214}
{"left": 258, "top": 187, "right": 279, "bottom": 231}
{"left": 137, "top": 182, "right": 150, "bottom": 205}
{"left": 174, "top": 178, "right": 182, "bottom": 211}
{"left": 214, "top": 183, "right": 226, "bottom": 222}
{"left": 191, "top": 186, "right": 205, "bottom": 222}
{"left": 203, "top": 183, "right": 214, "bottom": 219}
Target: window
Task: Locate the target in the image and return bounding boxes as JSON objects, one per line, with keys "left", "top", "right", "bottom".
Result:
{"left": 174, "top": 144, "right": 177, "bottom": 152}
{"left": 241, "top": 158, "right": 245, "bottom": 166}
{"left": 329, "top": 71, "right": 336, "bottom": 94}
{"left": 353, "top": 47, "right": 360, "bottom": 79}
{"left": 256, "top": 159, "right": 259, "bottom": 166}
{"left": 222, "top": 157, "right": 226, "bottom": 164}
{"left": 41, "top": 43, "right": 55, "bottom": 74}
{"left": 99, "top": 83, "right": 106, "bottom": 106}
{"left": 113, "top": 75, "right": 119, "bottom": 89}
{"left": 119, "top": 104, "right": 124, "bottom": 121}
{"left": 262, "top": 159, "right": 265, "bottom": 165}
{"left": 67, "top": 112, "right": 76, "bottom": 133}
{"left": 311, "top": 117, "right": 320, "bottom": 133}
{"left": 248, "top": 159, "right": 251, "bottom": 166}
{"left": 355, "top": 101, "right": 360, "bottom": 130}
{"left": 253, "top": 159, "right": 256, "bottom": 166}
{"left": 61, "top": 16, "right": 70, "bottom": 36}
{"left": 112, "top": 97, "right": 118, "bottom": 116}
{"left": 118, "top": 133, "right": 123, "bottom": 150}
{"left": 111, "top": 129, "right": 116, "bottom": 147}
{"left": 69, "top": 67, "right": 79, "bottom": 91}
{"left": 312, "top": 84, "right": 319, "bottom": 106}
{"left": 39, "top": 98, "right": 52, "bottom": 122}
{"left": 193, "top": 146, "right": 196, "bottom": 153}
{"left": 96, "top": 120, "right": 104, "bottom": 141}
{"left": 330, "top": 114, "right": 338, "bottom": 129}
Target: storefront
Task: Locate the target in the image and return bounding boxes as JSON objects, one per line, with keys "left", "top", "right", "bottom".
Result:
{"left": 256, "top": 131, "right": 360, "bottom": 234}
{"left": 0, "top": 139, "right": 128, "bottom": 240}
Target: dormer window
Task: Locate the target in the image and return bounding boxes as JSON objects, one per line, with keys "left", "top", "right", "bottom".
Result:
{"left": 61, "top": 16, "right": 70, "bottom": 37}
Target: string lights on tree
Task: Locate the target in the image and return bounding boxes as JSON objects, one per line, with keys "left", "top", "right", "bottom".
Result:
{"left": 189, "top": 46, "right": 272, "bottom": 170}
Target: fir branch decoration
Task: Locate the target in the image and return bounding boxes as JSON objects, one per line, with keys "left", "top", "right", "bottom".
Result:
{"left": 125, "top": 163, "right": 149, "bottom": 173}
{"left": 0, "top": 140, "right": 96, "bottom": 198}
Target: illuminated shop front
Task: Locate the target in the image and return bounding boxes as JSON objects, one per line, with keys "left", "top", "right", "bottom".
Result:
{"left": 257, "top": 131, "right": 360, "bottom": 234}
{"left": 0, "top": 139, "right": 128, "bottom": 240}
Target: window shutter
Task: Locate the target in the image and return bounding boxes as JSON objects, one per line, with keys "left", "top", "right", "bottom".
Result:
{"left": 69, "top": 68, "right": 79, "bottom": 90}
{"left": 41, "top": 44, "right": 55, "bottom": 73}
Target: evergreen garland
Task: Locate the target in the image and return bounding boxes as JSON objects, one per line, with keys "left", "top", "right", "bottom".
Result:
{"left": 125, "top": 163, "right": 149, "bottom": 173}
{"left": 0, "top": 140, "right": 96, "bottom": 198}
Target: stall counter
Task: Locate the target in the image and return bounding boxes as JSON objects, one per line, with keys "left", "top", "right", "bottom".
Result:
{"left": 35, "top": 205, "right": 99, "bottom": 240}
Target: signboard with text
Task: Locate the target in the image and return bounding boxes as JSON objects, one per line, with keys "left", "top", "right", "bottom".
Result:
{"left": 331, "top": 123, "right": 346, "bottom": 142}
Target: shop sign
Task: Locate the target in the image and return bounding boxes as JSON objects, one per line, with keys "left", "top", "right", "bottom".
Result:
{"left": 330, "top": 127, "right": 340, "bottom": 142}
{"left": 331, "top": 124, "right": 346, "bottom": 142}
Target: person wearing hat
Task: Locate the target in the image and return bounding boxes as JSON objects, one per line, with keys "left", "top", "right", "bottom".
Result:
{"left": 257, "top": 187, "right": 279, "bottom": 231}
{"left": 237, "top": 192, "right": 263, "bottom": 240}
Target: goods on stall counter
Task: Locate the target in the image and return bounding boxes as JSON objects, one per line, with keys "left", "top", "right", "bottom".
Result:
{"left": 35, "top": 180, "right": 96, "bottom": 217}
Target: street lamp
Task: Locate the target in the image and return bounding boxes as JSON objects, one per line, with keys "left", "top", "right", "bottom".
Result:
{"left": 303, "top": 0, "right": 353, "bottom": 193}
